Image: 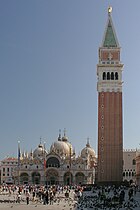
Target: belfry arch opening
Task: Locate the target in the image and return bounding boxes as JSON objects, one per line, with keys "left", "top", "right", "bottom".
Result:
{"left": 115, "top": 72, "right": 118, "bottom": 80}
{"left": 111, "top": 72, "right": 114, "bottom": 80}
{"left": 107, "top": 72, "right": 110, "bottom": 80}
{"left": 103, "top": 72, "right": 106, "bottom": 80}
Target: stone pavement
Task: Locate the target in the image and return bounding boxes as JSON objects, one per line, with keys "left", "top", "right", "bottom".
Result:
{"left": 0, "top": 190, "right": 76, "bottom": 210}
{"left": 0, "top": 189, "right": 140, "bottom": 210}
{"left": 0, "top": 202, "right": 75, "bottom": 210}
{"left": 80, "top": 189, "right": 140, "bottom": 210}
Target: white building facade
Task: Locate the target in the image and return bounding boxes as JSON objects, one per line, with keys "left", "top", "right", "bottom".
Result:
{"left": 136, "top": 149, "right": 140, "bottom": 186}
{"left": 1, "top": 157, "right": 18, "bottom": 184}
{"left": 12, "top": 133, "right": 97, "bottom": 186}
{"left": 123, "top": 149, "right": 136, "bottom": 184}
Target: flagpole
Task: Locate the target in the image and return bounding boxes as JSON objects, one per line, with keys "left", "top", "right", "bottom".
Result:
{"left": 69, "top": 143, "right": 72, "bottom": 186}
{"left": 44, "top": 141, "right": 46, "bottom": 185}
{"left": 18, "top": 140, "right": 20, "bottom": 185}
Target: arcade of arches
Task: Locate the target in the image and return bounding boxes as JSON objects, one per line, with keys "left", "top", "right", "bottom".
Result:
{"left": 19, "top": 170, "right": 88, "bottom": 185}
{"left": 20, "top": 172, "right": 41, "bottom": 185}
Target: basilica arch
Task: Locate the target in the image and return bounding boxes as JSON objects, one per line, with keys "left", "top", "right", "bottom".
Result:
{"left": 75, "top": 172, "right": 85, "bottom": 185}
{"left": 32, "top": 172, "right": 41, "bottom": 184}
{"left": 46, "top": 157, "right": 60, "bottom": 168}
{"left": 64, "top": 172, "right": 73, "bottom": 185}
{"left": 20, "top": 173, "right": 29, "bottom": 184}
{"left": 46, "top": 169, "right": 59, "bottom": 185}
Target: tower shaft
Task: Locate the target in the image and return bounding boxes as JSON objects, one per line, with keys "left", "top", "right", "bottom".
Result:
{"left": 97, "top": 8, "right": 123, "bottom": 185}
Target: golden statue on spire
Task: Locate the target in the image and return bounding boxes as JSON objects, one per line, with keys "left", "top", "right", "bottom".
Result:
{"left": 108, "top": 6, "right": 112, "bottom": 14}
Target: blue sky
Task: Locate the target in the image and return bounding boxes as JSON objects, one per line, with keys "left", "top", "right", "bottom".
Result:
{"left": 0, "top": 0, "right": 140, "bottom": 159}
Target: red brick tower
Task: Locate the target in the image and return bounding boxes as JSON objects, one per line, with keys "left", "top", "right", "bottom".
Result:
{"left": 97, "top": 7, "right": 124, "bottom": 185}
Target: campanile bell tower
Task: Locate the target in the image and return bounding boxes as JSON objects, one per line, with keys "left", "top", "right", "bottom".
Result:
{"left": 97, "top": 7, "right": 124, "bottom": 185}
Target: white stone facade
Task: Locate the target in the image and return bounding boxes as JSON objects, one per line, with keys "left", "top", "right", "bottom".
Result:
{"left": 11, "top": 135, "right": 97, "bottom": 186}
{"left": 1, "top": 157, "right": 18, "bottom": 184}
{"left": 136, "top": 149, "right": 140, "bottom": 186}
{"left": 97, "top": 64, "right": 123, "bottom": 92}
{"left": 123, "top": 149, "right": 136, "bottom": 184}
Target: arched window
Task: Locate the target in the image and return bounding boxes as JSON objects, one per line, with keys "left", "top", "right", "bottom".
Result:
{"left": 132, "top": 159, "right": 136, "bottom": 165}
{"left": 20, "top": 173, "right": 29, "bottom": 184}
{"left": 111, "top": 72, "right": 114, "bottom": 80}
{"left": 103, "top": 72, "right": 106, "bottom": 80}
{"left": 123, "top": 172, "right": 125, "bottom": 177}
{"left": 129, "top": 172, "right": 131, "bottom": 176}
{"left": 107, "top": 72, "right": 110, "bottom": 80}
{"left": 46, "top": 157, "right": 60, "bottom": 168}
{"left": 115, "top": 72, "right": 118, "bottom": 80}
{"left": 75, "top": 172, "right": 85, "bottom": 185}
{"left": 126, "top": 172, "right": 128, "bottom": 177}
{"left": 32, "top": 172, "right": 41, "bottom": 185}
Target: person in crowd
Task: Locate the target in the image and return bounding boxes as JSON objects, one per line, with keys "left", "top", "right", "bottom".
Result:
{"left": 49, "top": 189, "right": 54, "bottom": 205}
{"left": 128, "top": 187, "right": 133, "bottom": 200}
{"left": 26, "top": 190, "right": 30, "bottom": 205}
{"left": 119, "top": 189, "right": 125, "bottom": 204}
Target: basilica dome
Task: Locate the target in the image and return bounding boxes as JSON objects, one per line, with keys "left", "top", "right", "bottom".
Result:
{"left": 33, "top": 143, "right": 47, "bottom": 158}
{"left": 50, "top": 140, "right": 71, "bottom": 156}
{"left": 62, "top": 136, "right": 73, "bottom": 154}
{"left": 62, "top": 135, "right": 68, "bottom": 142}
{"left": 81, "top": 141, "right": 96, "bottom": 158}
{"left": 50, "top": 130, "right": 73, "bottom": 156}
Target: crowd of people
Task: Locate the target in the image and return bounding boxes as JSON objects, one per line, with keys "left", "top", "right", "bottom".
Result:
{"left": 0, "top": 183, "right": 140, "bottom": 209}
{"left": 0, "top": 184, "right": 76, "bottom": 205}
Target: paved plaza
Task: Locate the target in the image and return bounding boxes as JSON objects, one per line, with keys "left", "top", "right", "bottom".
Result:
{"left": 0, "top": 190, "right": 76, "bottom": 210}
{"left": 0, "top": 188, "right": 140, "bottom": 210}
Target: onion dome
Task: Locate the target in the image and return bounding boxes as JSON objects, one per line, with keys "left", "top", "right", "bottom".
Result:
{"left": 50, "top": 130, "right": 73, "bottom": 156}
{"left": 60, "top": 128, "right": 73, "bottom": 154}
{"left": 81, "top": 139, "right": 96, "bottom": 158}
{"left": 50, "top": 140, "right": 70, "bottom": 156}
{"left": 62, "top": 128, "right": 68, "bottom": 142}
{"left": 33, "top": 141, "right": 47, "bottom": 158}
{"left": 65, "top": 141, "right": 73, "bottom": 154}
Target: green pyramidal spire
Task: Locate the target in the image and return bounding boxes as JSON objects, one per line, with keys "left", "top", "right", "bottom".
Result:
{"left": 102, "top": 7, "right": 119, "bottom": 48}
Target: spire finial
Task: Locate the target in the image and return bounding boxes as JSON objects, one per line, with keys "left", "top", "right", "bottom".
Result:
{"left": 58, "top": 129, "right": 61, "bottom": 141}
{"left": 86, "top": 137, "right": 90, "bottom": 147}
{"left": 59, "top": 129, "right": 61, "bottom": 136}
{"left": 108, "top": 6, "right": 112, "bottom": 15}
{"left": 30, "top": 148, "right": 33, "bottom": 155}
{"left": 64, "top": 128, "right": 66, "bottom": 137}
{"left": 40, "top": 136, "right": 42, "bottom": 144}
